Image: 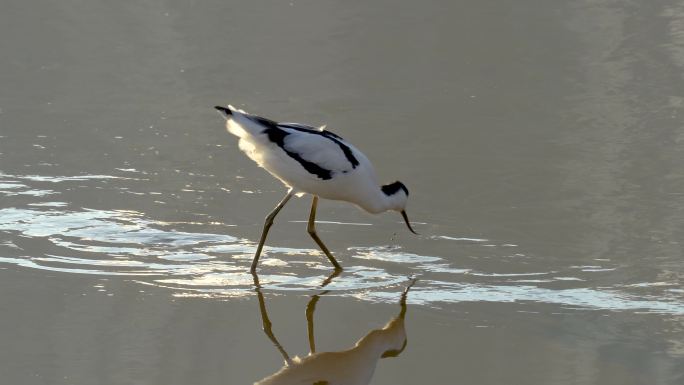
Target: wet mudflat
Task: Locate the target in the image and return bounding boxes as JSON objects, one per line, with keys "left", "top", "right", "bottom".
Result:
{"left": 1, "top": 0, "right": 683, "bottom": 384}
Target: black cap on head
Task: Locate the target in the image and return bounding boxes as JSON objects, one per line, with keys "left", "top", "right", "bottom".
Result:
{"left": 381, "top": 181, "right": 409, "bottom": 197}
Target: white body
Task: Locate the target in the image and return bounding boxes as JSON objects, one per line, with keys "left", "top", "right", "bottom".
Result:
{"left": 224, "top": 106, "right": 401, "bottom": 214}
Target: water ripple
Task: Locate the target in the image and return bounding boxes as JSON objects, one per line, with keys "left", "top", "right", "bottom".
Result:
{"left": 1, "top": 172, "right": 683, "bottom": 314}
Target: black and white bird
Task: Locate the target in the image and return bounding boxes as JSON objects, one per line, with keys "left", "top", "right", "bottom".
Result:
{"left": 215, "top": 105, "right": 417, "bottom": 272}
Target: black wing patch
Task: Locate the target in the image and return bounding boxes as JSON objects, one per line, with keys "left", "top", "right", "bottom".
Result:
{"left": 277, "top": 122, "right": 343, "bottom": 140}
{"left": 262, "top": 125, "right": 333, "bottom": 180}
{"left": 245, "top": 113, "right": 359, "bottom": 180}
{"left": 278, "top": 123, "right": 360, "bottom": 169}
{"left": 247, "top": 114, "right": 278, "bottom": 129}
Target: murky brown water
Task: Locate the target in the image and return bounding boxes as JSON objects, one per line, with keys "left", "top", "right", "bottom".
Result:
{"left": 2, "top": 0, "right": 684, "bottom": 384}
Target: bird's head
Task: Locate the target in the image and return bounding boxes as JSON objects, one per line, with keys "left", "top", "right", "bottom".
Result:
{"left": 381, "top": 181, "right": 418, "bottom": 234}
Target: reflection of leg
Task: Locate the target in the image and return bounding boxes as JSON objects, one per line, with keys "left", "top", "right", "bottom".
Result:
{"left": 305, "top": 295, "right": 321, "bottom": 354}
{"left": 320, "top": 268, "right": 342, "bottom": 288}
{"left": 252, "top": 273, "right": 292, "bottom": 365}
{"left": 251, "top": 190, "right": 295, "bottom": 273}
{"left": 306, "top": 269, "right": 342, "bottom": 354}
{"left": 307, "top": 196, "right": 342, "bottom": 270}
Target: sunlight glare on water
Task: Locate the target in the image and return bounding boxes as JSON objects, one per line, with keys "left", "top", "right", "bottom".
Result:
{"left": 1, "top": 171, "right": 683, "bottom": 315}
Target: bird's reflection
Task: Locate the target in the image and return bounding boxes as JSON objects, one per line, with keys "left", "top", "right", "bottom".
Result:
{"left": 252, "top": 272, "right": 415, "bottom": 385}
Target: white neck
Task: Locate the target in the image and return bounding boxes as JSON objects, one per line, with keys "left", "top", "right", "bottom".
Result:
{"left": 355, "top": 188, "right": 395, "bottom": 214}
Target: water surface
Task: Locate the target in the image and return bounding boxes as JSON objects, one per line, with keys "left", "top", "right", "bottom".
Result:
{"left": 1, "top": 0, "right": 684, "bottom": 384}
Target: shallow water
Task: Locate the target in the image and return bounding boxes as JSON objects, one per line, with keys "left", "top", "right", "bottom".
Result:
{"left": 2, "top": 0, "right": 684, "bottom": 384}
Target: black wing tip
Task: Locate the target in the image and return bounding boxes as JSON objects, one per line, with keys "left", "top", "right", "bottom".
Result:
{"left": 214, "top": 105, "right": 232, "bottom": 116}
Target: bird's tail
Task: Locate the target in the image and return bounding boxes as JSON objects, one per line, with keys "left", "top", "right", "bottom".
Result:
{"left": 214, "top": 104, "right": 264, "bottom": 139}
{"left": 214, "top": 105, "right": 233, "bottom": 117}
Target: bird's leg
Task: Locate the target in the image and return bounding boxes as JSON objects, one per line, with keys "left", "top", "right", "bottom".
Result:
{"left": 252, "top": 190, "right": 295, "bottom": 273}
{"left": 307, "top": 196, "right": 342, "bottom": 270}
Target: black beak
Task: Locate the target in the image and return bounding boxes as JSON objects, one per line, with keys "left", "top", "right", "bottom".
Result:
{"left": 214, "top": 105, "right": 232, "bottom": 117}
{"left": 401, "top": 210, "right": 419, "bottom": 235}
